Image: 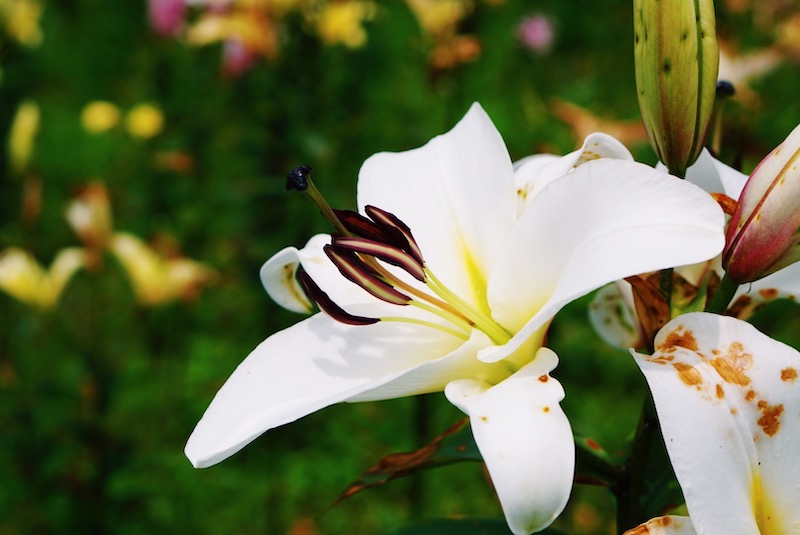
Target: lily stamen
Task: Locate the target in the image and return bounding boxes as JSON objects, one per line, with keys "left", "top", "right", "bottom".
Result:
{"left": 323, "top": 246, "right": 411, "bottom": 306}
{"left": 423, "top": 265, "right": 513, "bottom": 345}
{"left": 363, "top": 205, "right": 424, "bottom": 265}
{"left": 332, "top": 236, "right": 425, "bottom": 281}
{"left": 288, "top": 164, "right": 513, "bottom": 344}
{"left": 324, "top": 240, "right": 475, "bottom": 334}
{"left": 296, "top": 267, "right": 378, "bottom": 326}
{"left": 381, "top": 316, "right": 470, "bottom": 341}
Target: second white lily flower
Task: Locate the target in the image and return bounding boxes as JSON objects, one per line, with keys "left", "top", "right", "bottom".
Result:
{"left": 629, "top": 312, "right": 800, "bottom": 534}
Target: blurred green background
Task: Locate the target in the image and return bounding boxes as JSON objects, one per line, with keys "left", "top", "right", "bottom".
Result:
{"left": 2, "top": 0, "right": 800, "bottom": 533}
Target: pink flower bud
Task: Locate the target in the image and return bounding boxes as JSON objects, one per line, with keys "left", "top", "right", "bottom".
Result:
{"left": 723, "top": 124, "right": 800, "bottom": 282}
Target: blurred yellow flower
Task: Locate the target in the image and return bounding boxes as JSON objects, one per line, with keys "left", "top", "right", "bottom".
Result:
{"left": 0, "top": 247, "right": 88, "bottom": 310}
{"left": 110, "top": 233, "right": 216, "bottom": 305}
{"left": 0, "top": 0, "right": 44, "bottom": 47}
{"left": 315, "top": 1, "right": 375, "bottom": 48}
{"left": 185, "top": 9, "right": 279, "bottom": 60}
{"left": 405, "top": 0, "right": 470, "bottom": 37}
{"left": 778, "top": 14, "right": 800, "bottom": 58}
{"left": 81, "top": 101, "right": 121, "bottom": 133}
{"left": 65, "top": 182, "right": 113, "bottom": 251}
{"left": 403, "top": 0, "right": 484, "bottom": 71}
{"left": 125, "top": 103, "right": 165, "bottom": 139}
{"left": 7, "top": 99, "right": 39, "bottom": 174}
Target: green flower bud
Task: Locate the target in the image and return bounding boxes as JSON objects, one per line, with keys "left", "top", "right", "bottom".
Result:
{"left": 633, "top": 0, "right": 719, "bottom": 177}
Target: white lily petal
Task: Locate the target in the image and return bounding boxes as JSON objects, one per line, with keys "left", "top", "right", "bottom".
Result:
{"left": 588, "top": 283, "right": 641, "bottom": 349}
{"left": 624, "top": 516, "right": 697, "bottom": 535}
{"left": 512, "top": 153, "right": 558, "bottom": 172}
{"left": 633, "top": 313, "right": 800, "bottom": 534}
{"left": 261, "top": 233, "right": 378, "bottom": 312}
{"left": 357, "top": 103, "right": 516, "bottom": 311}
{"left": 260, "top": 246, "right": 314, "bottom": 314}
{"left": 513, "top": 132, "right": 633, "bottom": 213}
{"left": 481, "top": 159, "right": 725, "bottom": 363}
{"left": 682, "top": 148, "right": 748, "bottom": 199}
{"left": 512, "top": 154, "right": 560, "bottom": 213}
{"left": 445, "top": 348, "right": 574, "bottom": 535}
{"left": 349, "top": 329, "right": 509, "bottom": 401}
{"left": 186, "top": 313, "right": 498, "bottom": 468}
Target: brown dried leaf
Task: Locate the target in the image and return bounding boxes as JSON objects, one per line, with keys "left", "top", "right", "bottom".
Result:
{"left": 332, "top": 418, "right": 478, "bottom": 507}
{"left": 626, "top": 275, "right": 671, "bottom": 352}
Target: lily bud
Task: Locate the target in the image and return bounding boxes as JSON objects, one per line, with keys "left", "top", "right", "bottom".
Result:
{"left": 633, "top": 0, "right": 719, "bottom": 176}
{"left": 723, "top": 124, "right": 800, "bottom": 282}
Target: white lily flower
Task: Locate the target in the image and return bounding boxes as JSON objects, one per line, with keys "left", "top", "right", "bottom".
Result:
{"left": 629, "top": 312, "right": 800, "bottom": 534}
{"left": 185, "top": 104, "right": 725, "bottom": 534}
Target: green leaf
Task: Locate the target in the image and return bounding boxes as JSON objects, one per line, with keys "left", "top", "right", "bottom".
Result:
{"left": 636, "top": 430, "right": 685, "bottom": 520}
{"left": 574, "top": 431, "right": 619, "bottom": 487}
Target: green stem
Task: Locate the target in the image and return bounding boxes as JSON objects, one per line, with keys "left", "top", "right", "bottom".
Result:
{"left": 656, "top": 166, "right": 686, "bottom": 320}
{"left": 705, "top": 272, "right": 739, "bottom": 315}
{"left": 575, "top": 438, "right": 620, "bottom": 485}
{"left": 410, "top": 394, "right": 432, "bottom": 519}
{"left": 615, "top": 392, "right": 658, "bottom": 533}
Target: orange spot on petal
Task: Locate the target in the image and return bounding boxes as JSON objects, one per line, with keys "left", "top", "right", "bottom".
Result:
{"left": 649, "top": 355, "right": 675, "bottom": 365}
{"left": 781, "top": 367, "right": 798, "bottom": 382}
{"left": 710, "top": 342, "right": 752, "bottom": 386}
{"left": 657, "top": 328, "right": 698, "bottom": 353}
{"left": 538, "top": 374, "right": 549, "bottom": 383}
{"left": 673, "top": 362, "right": 703, "bottom": 386}
{"left": 757, "top": 401, "right": 784, "bottom": 436}
{"left": 623, "top": 516, "right": 673, "bottom": 535}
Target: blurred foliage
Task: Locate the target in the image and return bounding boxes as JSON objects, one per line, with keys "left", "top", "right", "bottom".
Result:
{"left": 2, "top": 0, "right": 800, "bottom": 533}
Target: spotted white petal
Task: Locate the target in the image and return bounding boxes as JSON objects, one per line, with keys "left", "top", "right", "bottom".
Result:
{"left": 445, "top": 348, "right": 573, "bottom": 535}
{"left": 624, "top": 516, "right": 697, "bottom": 535}
{"left": 633, "top": 313, "right": 800, "bottom": 534}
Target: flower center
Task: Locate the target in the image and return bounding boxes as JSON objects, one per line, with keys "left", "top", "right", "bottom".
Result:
{"left": 286, "top": 165, "right": 512, "bottom": 344}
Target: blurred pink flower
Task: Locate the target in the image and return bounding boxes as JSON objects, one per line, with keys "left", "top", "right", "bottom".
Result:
{"left": 148, "top": 0, "right": 187, "bottom": 37}
{"left": 517, "top": 14, "right": 554, "bottom": 54}
{"left": 222, "top": 38, "right": 259, "bottom": 77}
